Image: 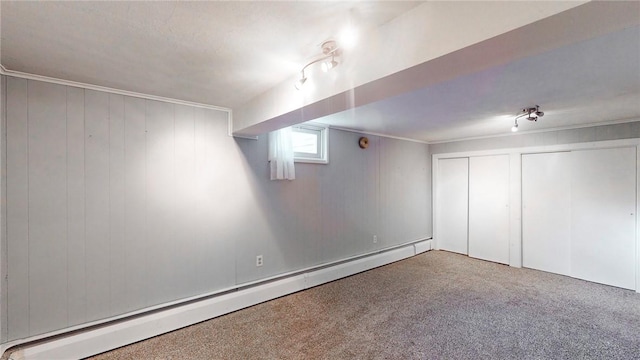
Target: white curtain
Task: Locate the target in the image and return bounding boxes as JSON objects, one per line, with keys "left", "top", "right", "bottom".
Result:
{"left": 268, "top": 127, "right": 296, "bottom": 180}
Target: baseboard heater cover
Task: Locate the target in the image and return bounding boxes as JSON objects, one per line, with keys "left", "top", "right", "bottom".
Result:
{"left": 6, "top": 239, "right": 432, "bottom": 360}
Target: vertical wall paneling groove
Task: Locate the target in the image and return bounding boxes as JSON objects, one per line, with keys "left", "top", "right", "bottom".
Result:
{"left": 108, "top": 94, "right": 126, "bottom": 315}
{"left": 145, "top": 100, "right": 176, "bottom": 305}
{"left": 192, "top": 109, "right": 212, "bottom": 292}
{"left": 28, "top": 81, "right": 68, "bottom": 335}
{"left": 508, "top": 153, "right": 522, "bottom": 267}
{"left": 173, "top": 105, "right": 196, "bottom": 299}
{"left": 84, "top": 90, "right": 111, "bottom": 322}
{"left": 206, "top": 109, "right": 237, "bottom": 291}
{"left": 6, "top": 77, "right": 29, "bottom": 340}
{"left": 200, "top": 108, "right": 235, "bottom": 292}
{"left": 66, "top": 87, "right": 86, "bottom": 326}
{"left": 200, "top": 108, "right": 217, "bottom": 291}
{"left": 123, "top": 96, "right": 147, "bottom": 311}
{"left": 0, "top": 75, "right": 7, "bottom": 343}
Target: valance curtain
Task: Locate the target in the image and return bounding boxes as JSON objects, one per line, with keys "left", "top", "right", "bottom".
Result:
{"left": 268, "top": 127, "right": 296, "bottom": 180}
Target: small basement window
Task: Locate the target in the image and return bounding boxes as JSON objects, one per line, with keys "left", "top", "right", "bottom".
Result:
{"left": 291, "top": 124, "right": 329, "bottom": 164}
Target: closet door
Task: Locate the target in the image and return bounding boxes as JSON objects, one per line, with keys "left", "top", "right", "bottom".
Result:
{"left": 436, "top": 158, "right": 469, "bottom": 254}
{"left": 522, "top": 152, "right": 571, "bottom": 276}
{"left": 468, "top": 155, "right": 510, "bottom": 264}
{"left": 571, "top": 147, "right": 636, "bottom": 289}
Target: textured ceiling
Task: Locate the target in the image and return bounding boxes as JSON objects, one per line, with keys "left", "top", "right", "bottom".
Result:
{"left": 1, "top": 1, "right": 421, "bottom": 108}
{"left": 2, "top": 1, "right": 639, "bottom": 143}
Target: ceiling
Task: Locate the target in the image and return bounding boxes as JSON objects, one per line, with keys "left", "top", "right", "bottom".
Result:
{"left": 0, "top": 1, "right": 421, "bottom": 108}
{"left": 2, "top": 1, "right": 639, "bottom": 143}
{"left": 317, "top": 24, "right": 640, "bottom": 142}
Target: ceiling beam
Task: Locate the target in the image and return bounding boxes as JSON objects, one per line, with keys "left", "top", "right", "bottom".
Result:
{"left": 231, "top": 1, "right": 639, "bottom": 138}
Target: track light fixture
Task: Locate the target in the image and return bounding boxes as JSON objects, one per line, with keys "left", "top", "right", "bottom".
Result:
{"left": 295, "top": 40, "right": 341, "bottom": 90}
{"left": 512, "top": 105, "right": 544, "bottom": 132}
{"left": 321, "top": 56, "right": 338, "bottom": 72}
{"left": 294, "top": 73, "right": 307, "bottom": 90}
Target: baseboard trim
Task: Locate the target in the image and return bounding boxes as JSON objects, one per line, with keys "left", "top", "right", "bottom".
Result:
{"left": 6, "top": 240, "right": 432, "bottom": 360}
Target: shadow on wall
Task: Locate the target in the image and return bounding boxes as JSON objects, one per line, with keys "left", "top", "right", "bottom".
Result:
{"left": 233, "top": 127, "right": 432, "bottom": 286}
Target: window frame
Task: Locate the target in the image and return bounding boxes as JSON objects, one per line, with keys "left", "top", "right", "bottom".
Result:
{"left": 291, "top": 123, "right": 329, "bottom": 164}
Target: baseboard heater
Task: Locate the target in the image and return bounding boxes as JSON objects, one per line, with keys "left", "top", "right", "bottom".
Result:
{"left": 5, "top": 239, "right": 432, "bottom": 360}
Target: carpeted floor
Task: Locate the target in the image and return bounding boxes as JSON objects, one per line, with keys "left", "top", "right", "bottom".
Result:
{"left": 70, "top": 251, "right": 640, "bottom": 358}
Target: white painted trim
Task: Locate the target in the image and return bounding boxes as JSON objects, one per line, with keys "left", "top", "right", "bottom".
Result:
{"left": 0, "top": 238, "right": 429, "bottom": 354}
{"left": 508, "top": 153, "right": 522, "bottom": 268}
{"left": 292, "top": 123, "right": 329, "bottom": 164}
{"left": 229, "top": 109, "right": 259, "bottom": 140}
{"left": 637, "top": 146, "right": 640, "bottom": 294}
{"left": 427, "top": 117, "right": 640, "bottom": 145}
{"left": 0, "top": 66, "right": 240, "bottom": 140}
{"left": 304, "top": 117, "right": 640, "bottom": 146}
{"left": 432, "top": 138, "right": 640, "bottom": 160}
{"left": 414, "top": 240, "right": 432, "bottom": 254}
{"left": 304, "top": 246, "right": 416, "bottom": 288}
{"left": 232, "top": 134, "right": 260, "bottom": 141}
{"left": 326, "top": 125, "right": 430, "bottom": 144}
{"left": 2, "top": 240, "right": 432, "bottom": 359}
{"left": 8, "top": 64, "right": 630, "bottom": 147}
{"left": 0, "top": 66, "right": 230, "bottom": 113}
{"left": 432, "top": 158, "right": 439, "bottom": 251}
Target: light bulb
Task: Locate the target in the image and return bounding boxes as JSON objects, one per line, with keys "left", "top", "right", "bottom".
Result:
{"left": 511, "top": 124, "right": 518, "bottom": 132}
{"left": 294, "top": 77, "right": 307, "bottom": 90}
{"left": 339, "top": 26, "right": 358, "bottom": 49}
{"left": 321, "top": 59, "right": 338, "bottom": 72}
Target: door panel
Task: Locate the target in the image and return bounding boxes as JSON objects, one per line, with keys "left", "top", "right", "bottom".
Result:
{"left": 522, "top": 152, "right": 572, "bottom": 276}
{"left": 571, "top": 147, "right": 636, "bottom": 290}
{"left": 469, "top": 155, "right": 510, "bottom": 264}
{"left": 436, "top": 158, "right": 469, "bottom": 254}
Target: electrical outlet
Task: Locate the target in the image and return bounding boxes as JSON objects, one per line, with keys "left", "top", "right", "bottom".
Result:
{"left": 256, "top": 255, "right": 263, "bottom": 267}
{"left": 373, "top": 235, "right": 378, "bottom": 243}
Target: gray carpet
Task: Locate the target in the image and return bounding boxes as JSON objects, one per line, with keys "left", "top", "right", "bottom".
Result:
{"left": 83, "top": 251, "right": 640, "bottom": 358}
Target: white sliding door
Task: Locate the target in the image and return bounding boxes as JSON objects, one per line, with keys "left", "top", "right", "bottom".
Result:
{"left": 570, "top": 147, "right": 636, "bottom": 289}
{"left": 522, "top": 152, "right": 571, "bottom": 276}
{"left": 436, "top": 158, "right": 469, "bottom": 254}
{"left": 522, "top": 147, "right": 636, "bottom": 290}
{"left": 468, "top": 155, "right": 510, "bottom": 264}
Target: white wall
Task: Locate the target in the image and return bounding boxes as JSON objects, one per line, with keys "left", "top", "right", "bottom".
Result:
{"left": 0, "top": 76, "right": 431, "bottom": 344}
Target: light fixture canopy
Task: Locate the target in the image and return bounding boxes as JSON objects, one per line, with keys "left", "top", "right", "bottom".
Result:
{"left": 511, "top": 105, "right": 544, "bottom": 132}
{"left": 517, "top": 105, "right": 544, "bottom": 122}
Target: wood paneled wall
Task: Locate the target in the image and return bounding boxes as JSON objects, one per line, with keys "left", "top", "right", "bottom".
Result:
{"left": 1, "top": 77, "right": 431, "bottom": 342}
